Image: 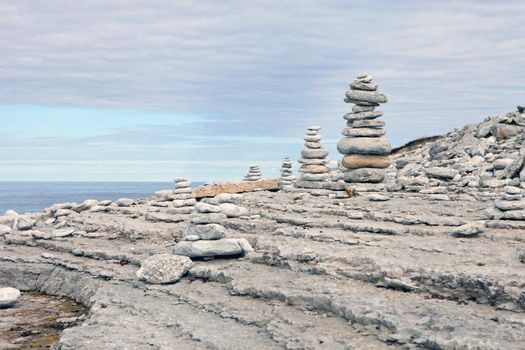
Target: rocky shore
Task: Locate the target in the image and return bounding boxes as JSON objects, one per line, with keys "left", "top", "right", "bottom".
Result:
{"left": 1, "top": 106, "right": 525, "bottom": 349}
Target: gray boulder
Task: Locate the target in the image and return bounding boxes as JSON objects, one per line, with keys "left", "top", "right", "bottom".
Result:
{"left": 136, "top": 254, "right": 193, "bottom": 284}
{"left": 344, "top": 168, "right": 385, "bottom": 183}
{"left": 116, "top": 198, "right": 134, "bottom": 207}
{"left": 426, "top": 167, "right": 459, "bottom": 180}
{"left": 344, "top": 90, "right": 388, "bottom": 104}
{"left": 337, "top": 137, "right": 391, "bottom": 155}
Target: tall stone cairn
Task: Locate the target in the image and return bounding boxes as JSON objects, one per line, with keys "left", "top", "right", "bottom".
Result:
{"left": 296, "top": 126, "right": 331, "bottom": 191}
{"left": 279, "top": 158, "right": 295, "bottom": 192}
{"left": 171, "top": 178, "right": 196, "bottom": 214}
{"left": 243, "top": 164, "right": 262, "bottom": 181}
{"left": 337, "top": 74, "right": 392, "bottom": 183}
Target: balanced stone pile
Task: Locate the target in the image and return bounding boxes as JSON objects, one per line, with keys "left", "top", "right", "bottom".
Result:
{"left": 172, "top": 200, "right": 253, "bottom": 259}
{"left": 296, "top": 126, "right": 330, "bottom": 190}
{"left": 279, "top": 158, "right": 295, "bottom": 191}
{"left": 171, "top": 178, "right": 196, "bottom": 214}
{"left": 337, "top": 74, "right": 392, "bottom": 184}
{"left": 491, "top": 186, "right": 525, "bottom": 220}
{"left": 243, "top": 164, "right": 262, "bottom": 181}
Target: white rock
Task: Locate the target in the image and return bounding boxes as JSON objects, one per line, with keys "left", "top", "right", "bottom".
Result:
{"left": 368, "top": 193, "right": 390, "bottom": 202}
{"left": 452, "top": 221, "right": 485, "bottom": 237}
{"left": 136, "top": 254, "right": 193, "bottom": 284}
{"left": 0, "top": 224, "right": 12, "bottom": 236}
{"left": 5, "top": 210, "right": 18, "bottom": 216}
{"left": 219, "top": 203, "right": 248, "bottom": 218}
{"left": 0, "top": 287, "right": 21, "bottom": 308}
{"left": 195, "top": 202, "right": 221, "bottom": 213}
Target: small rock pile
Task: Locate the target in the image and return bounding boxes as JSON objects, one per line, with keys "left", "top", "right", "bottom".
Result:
{"left": 243, "top": 164, "right": 262, "bottom": 181}
{"left": 296, "top": 126, "right": 330, "bottom": 191}
{"left": 171, "top": 178, "right": 196, "bottom": 214}
{"left": 491, "top": 186, "right": 525, "bottom": 220}
{"left": 172, "top": 199, "right": 253, "bottom": 259}
{"left": 279, "top": 158, "right": 295, "bottom": 191}
{"left": 337, "top": 74, "right": 392, "bottom": 184}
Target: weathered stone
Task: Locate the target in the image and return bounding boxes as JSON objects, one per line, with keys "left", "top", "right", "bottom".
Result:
{"left": 301, "top": 148, "right": 329, "bottom": 159}
{"left": 350, "top": 81, "right": 378, "bottom": 91}
{"left": 173, "top": 198, "right": 197, "bottom": 208}
{"left": 342, "top": 155, "right": 391, "bottom": 169}
{"left": 116, "top": 198, "right": 134, "bottom": 207}
{"left": 368, "top": 193, "right": 390, "bottom": 201}
{"left": 299, "top": 165, "right": 329, "bottom": 174}
{"left": 351, "top": 119, "right": 385, "bottom": 128}
{"left": 194, "top": 180, "right": 279, "bottom": 198}
{"left": 14, "top": 216, "right": 36, "bottom": 230}
{"left": 195, "top": 202, "right": 221, "bottom": 214}
{"left": 0, "top": 224, "right": 12, "bottom": 236}
{"left": 341, "top": 127, "right": 386, "bottom": 137}
{"left": 345, "top": 90, "right": 388, "bottom": 104}
{"left": 74, "top": 199, "right": 98, "bottom": 213}
{"left": 337, "top": 137, "right": 391, "bottom": 155}
{"left": 136, "top": 254, "right": 193, "bottom": 284}
{"left": 344, "top": 168, "right": 385, "bottom": 183}
{"left": 184, "top": 224, "right": 226, "bottom": 240}
{"left": 54, "top": 209, "right": 74, "bottom": 218}
{"left": 172, "top": 238, "right": 253, "bottom": 258}
{"left": 425, "top": 167, "right": 459, "bottom": 180}
{"left": 343, "top": 111, "right": 383, "bottom": 121}
{"left": 219, "top": 203, "right": 248, "bottom": 218}
{"left": 304, "top": 141, "right": 322, "bottom": 149}
{"left": 452, "top": 221, "right": 485, "bottom": 237}
{"left": 494, "top": 200, "right": 525, "bottom": 211}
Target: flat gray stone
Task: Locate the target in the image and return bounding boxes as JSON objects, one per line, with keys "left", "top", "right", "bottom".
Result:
{"left": 350, "top": 119, "right": 385, "bottom": 128}
{"left": 195, "top": 202, "right": 221, "bottom": 214}
{"left": 337, "top": 137, "right": 391, "bottom": 155}
{"left": 344, "top": 168, "right": 385, "bottom": 183}
{"left": 190, "top": 213, "right": 227, "bottom": 224}
{"left": 345, "top": 90, "right": 388, "bottom": 104}
{"left": 342, "top": 127, "right": 385, "bottom": 137}
{"left": 301, "top": 148, "right": 329, "bottom": 159}
{"left": 172, "top": 238, "right": 253, "bottom": 258}
{"left": 184, "top": 224, "right": 226, "bottom": 240}
{"left": 343, "top": 111, "right": 384, "bottom": 121}
{"left": 116, "top": 198, "right": 134, "bottom": 207}
{"left": 426, "top": 167, "right": 459, "bottom": 180}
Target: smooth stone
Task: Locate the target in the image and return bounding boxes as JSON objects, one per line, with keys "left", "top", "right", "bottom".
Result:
{"left": 304, "top": 135, "right": 321, "bottom": 142}
{"left": 345, "top": 98, "right": 379, "bottom": 106}
{"left": 452, "top": 221, "right": 485, "bottom": 237}
{"left": 501, "top": 193, "right": 522, "bottom": 201}
{"left": 495, "top": 200, "right": 525, "bottom": 211}
{"left": 54, "top": 209, "right": 74, "bottom": 218}
{"left": 298, "top": 158, "right": 329, "bottom": 165}
{"left": 342, "top": 155, "right": 391, "bottom": 169}
{"left": 356, "top": 73, "right": 373, "bottom": 82}
{"left": 304, "top": 141, "right": 322, "bottom": 149}
{"left": 15, "top": 216, "right": 36, "bottom": 230}
{"left": 219, "top": 203, "right": 248, "bottom": 218}
{"left": 215, "top": 193, "right": 243, "bottom": 204}
{"left": 505, "top": 186, "right": 522, "bottom": 195}
{"left": 301, "top": 148, "right": 329, "bottom": 159}
{"left": 173, "top": 193, "right": 196, "bottom": 200}
{"left": 98, "top": 200, "right": 112, "bottom": 206}
{"left": 351, "top": 119, "right": 385, "bottom": 128}
{"left": 425, "top": 167, "right": 459, "bottom": 180}
{"left": 494, "top": 159, "right": 514, "bottom": 170}
{"left": 300, "top": 173, "right": 329, "bottom": 181}
{"left": 342, "top": 127, "right": 385, "bottom": 137}
{"left": 0, "top": 287, "right": 21, "bottom": 308}
{"left": 500, "top": 210, "right": 525, "bottom": 220}
{"left": 184, "top": 224, "right": 226, "bottom": 240}
{"left": 344, "top": 168, "right": 385, "bottom": 183}
{"left": 307, "top": 125, "right": 321, "bottom": 131}
{"left": 116, "top": 198, "right": 134, "bottom": 207}
{"left": 172, "top": 238, "right": 253, "bottom": 258}
{"left": 352, "top": 105, "right": 375, "bottom": 112}
{"left": 136, "top": 254, "right": 193, "bottom": 284}
{"left": 368, "top": 193, "right": 390, "bottom": 201}
{"left": 305, "top": 130, "right": 318, "bottom": 136}
{"left": 175, "top": 181, "right": 192, "bottom": 188}
{"left": 173, "top": 198, "right": 197, "bottom": 208}
{"left": 343, "top": 111, "right": 384, "bottom": 121}
{"left": 195, "top": 202, "right": 221, "bottom": 214}
{"left": 0, "top": 224, "right": 11, "bottom": 236}
{"left": 337, "top": 137, "right": 391, "bottom": 155}
{"left": 32, "top": 230, "right": 52, "bottom": 240}
{"left": 190, "top": 212, "right": 227, "bottom": 224}
{"left": 174, "top": 177, "right": 189, "bottom": 183}
{"left": 299, "top": 165, "right": 329, "bottom": 174}
{"left": 174, "top": 187, "right": 193, "bottom": 195}
{"left": 74, "top": 199, "right": 98, "bottom": 213}
{"left": 295, "top": 180, "right": 327, "bottom": 189}
{"left": 183, "top": 234, "right": 200, "bottom": 241}
{"left": 345, "top": 90, "right": 388, "bottom": 104}
{"left": 350, "top": 81, "right": 378, "bottom": 91}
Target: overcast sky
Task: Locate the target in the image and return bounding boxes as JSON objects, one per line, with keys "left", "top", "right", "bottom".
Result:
{"left": 1, "top": 0, "right": 524, "bottom": 181}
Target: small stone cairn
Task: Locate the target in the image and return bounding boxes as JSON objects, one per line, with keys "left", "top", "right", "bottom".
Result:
{"left": 279, "top": 158, "right": 295, "bottom": 191}
{"left": 337, "top": 74, "right": 392, "bottom": 184}
{"left": 296, "top": 126, "right": 330, "bottom": 190}
{"left": 172, "top": 197, "right": 253, "bottom": 259}
{"left": 243, "top": 164, "right": 262, "bottom": 181}
{"left": 171, "top": 178, "right": 196, "bottom": 214}
{"left": 492, "top": 186, "right": 525, "bottom": 220}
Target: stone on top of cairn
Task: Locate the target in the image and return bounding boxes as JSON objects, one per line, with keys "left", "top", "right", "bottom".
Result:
{"left": 338, "top": 74, "right": 392, "bottom": 184}
{"left": 170, "top": 178, "right": 196, "bottom": 214}
{"left": 243, "top": 164, "right": 262, "bottom": 181}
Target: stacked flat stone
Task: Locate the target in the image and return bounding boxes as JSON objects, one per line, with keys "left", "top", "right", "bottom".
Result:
{"left": 243, "top": 164, "right": 262, "bottom": 181}
{"left": 279, "top": 158, "right": 295, "bottom": 191}
{"left": 337, "top": 74, "right": 392, "bottom": 184}
{"left": 171, "top": 178, "right": 196, "bottom": 214}
{"left": 493, "top": 186, "right": 525, "bottom": 220}
{"left": 295, "top": 126, "right": 330, "bottom": 190}
{"left": 172, "top": 200, "right": 253, "bottom": 259}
